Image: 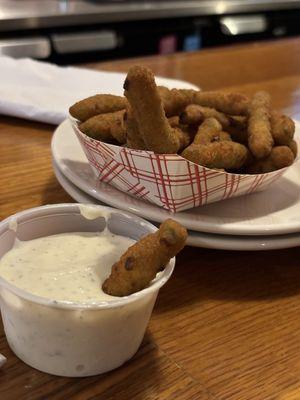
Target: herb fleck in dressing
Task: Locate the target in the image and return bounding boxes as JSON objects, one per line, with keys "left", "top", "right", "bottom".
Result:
{"left": 0, "top": 232, "right": 134, "bottom": 302}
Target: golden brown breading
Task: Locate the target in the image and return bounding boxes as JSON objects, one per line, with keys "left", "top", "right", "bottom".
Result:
{"left": 165, "top": 116, "right": 191, "bottom": 149}
{"left": 180, "top": 104, "right": 230, "bottom": 128}
{"left": 124, "top": 108, "right": 146, "bottom": 150}
{"left": 158, "top": 86, "right": 196, "bottom": 117}
{"left": 79, "top": 110, "right": 126, "bottom": 143}
{"left": 193, "top": 91, "right": 249, "bottom": 115}
{"left": 195, "top": 130, "right": 232, "bottom": 145}
{"left": 288, "top": 139, "right": 298, "bottom": 159}
{"left": 69, "top": 94, "right": 127, "bottom": 122}
{"left": 157, "top": 86, "right": 170, "bottom": 97}
{"left": 174, "top": 127, "right": 191, "bottom": 150}
{"left": 168, "top": 116, "right": 180, "bottom": 127}
{"left": 181, "top": 141, "right": 248, "bottom": 170}
{"left": 270, "top": 111, "right": 295, "bottom": 145}
{"left": 193, "top": 117, "right": 227, "bottom": 145}
{"left": 247, "top": 146, "right": 295, "bottom": 174}
{"left": 124, "top": 66, "right": 181, "bottom": 154}
{"left": 247, "top": 91, "right": 273, "bottom": 159}
{"left": 71, "top": 67, "right": 296, "bottom": 176}
{"left": 160, "top": 88, "right": 249, "bottom": 117}
{"left": 102, "top": 219, "right": 187, "bottom": 297}
{"left": 226, "top": 116, "right": 248, "bottom": 144}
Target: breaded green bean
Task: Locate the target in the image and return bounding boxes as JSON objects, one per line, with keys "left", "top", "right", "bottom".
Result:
{"left": 182, "top": 141, "right": 248, "bottom": 170}
{"left": 79, "top": 110, "right": 126, "bottom": 143}
{"left": 270, "top": 111, "right": 295, "bottom": 145}
{"left": 195, "top": 130, "right": 232, "bottom": 145}
{"left": 248, "top": 146, "right": 295, "bottom": 174}
{"left": 160, "top": 87, "right": 196, "bottom": 117}
{"left": 180, "top": 104, "right": 230, "bottom": 128}
{"left": 124, "top": 66, "right": 181, "bottom": 154}
{"left": 248, "top": 91, "right": 273, "bottom": 159}
{"left": 193, "top": 118, "right": 224, "bottom": 145}
{"left": 102, "top": 219, "right": 187, "bottom": 297}
{"left": 69, "top": 94, "right": 127, "bottom": 122}
{"left": 193, "top": 91, "right": 249, "bottom": 115}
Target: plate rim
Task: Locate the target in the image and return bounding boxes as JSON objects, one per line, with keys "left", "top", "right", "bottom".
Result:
{"left": 51, "top": 118, "right": 300, "bottom": 237}
{"left": 53, "top": 159, "right": 300, "bottom": 251}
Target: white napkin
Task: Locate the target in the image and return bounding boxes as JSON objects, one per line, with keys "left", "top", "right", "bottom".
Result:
{"left": 0, "top": 56, "right": 198, "bottom": 125}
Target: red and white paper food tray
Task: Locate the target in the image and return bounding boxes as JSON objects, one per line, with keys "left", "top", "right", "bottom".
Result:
{"left": 71, "top": 118, "right": 292, "bottom": 213}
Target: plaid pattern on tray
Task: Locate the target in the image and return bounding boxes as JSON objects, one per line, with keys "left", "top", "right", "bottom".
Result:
{"left": 72, "top": 121, "right": 288, "bottom": 212}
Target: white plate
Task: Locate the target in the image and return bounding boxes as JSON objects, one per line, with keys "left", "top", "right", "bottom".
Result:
{"left": 53, "top": 160, "right": 300, "bottom": 251}
{"left": 51, "top": 119, "right": 300, "bottom": 236}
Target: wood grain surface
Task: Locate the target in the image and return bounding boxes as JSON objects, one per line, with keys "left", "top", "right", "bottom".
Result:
{"left": 1, "top": 37, "right": 300, "bottom": 400}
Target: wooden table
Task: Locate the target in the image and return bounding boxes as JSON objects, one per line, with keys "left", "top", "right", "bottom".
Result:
{"left": 1, "top": 37, "right": 300, "bottom": 400}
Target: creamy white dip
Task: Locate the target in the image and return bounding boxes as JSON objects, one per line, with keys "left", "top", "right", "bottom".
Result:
{"left": 0, "top": 205, "right": 163, "bottom": 377}
{"left": 0, "top": 231, "right": 134, "bottom": 303}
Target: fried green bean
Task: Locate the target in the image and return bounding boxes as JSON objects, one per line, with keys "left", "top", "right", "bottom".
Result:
{"left": 102, "top": 219, "right": 187, "bottom": 296}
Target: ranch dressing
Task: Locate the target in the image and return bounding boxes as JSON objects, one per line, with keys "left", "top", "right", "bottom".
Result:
{"left": 0, "top": 205, "right": 165, "bottom": 377}
{"left": 0, "top": 231, "right": 134, "bottom": 303}
{"left": 78, "top": 204, "right": 112, "bottom": 221}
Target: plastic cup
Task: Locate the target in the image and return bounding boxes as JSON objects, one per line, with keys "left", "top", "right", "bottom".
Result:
{"left": 0, "top": 204, "right": 175, "bottom": 377}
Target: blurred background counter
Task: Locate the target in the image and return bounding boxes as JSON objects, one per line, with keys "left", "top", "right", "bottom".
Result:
{"left": 1, "top": 0, "right": 300, "bottom": 63}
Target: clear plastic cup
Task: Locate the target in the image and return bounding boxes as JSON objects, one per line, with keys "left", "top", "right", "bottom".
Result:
{"left": 0, "top": 204, "right": 175, "bottom": 377}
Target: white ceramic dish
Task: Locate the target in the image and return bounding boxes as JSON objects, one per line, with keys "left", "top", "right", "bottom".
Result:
{"left": 0, "top": 204, "right": 175, "bottom": 377}
{"left": 51, "top": 119, "right": 300, "bottom": 237}
{"left": 53, "top": 161, "right": 300, "bottom": 251}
